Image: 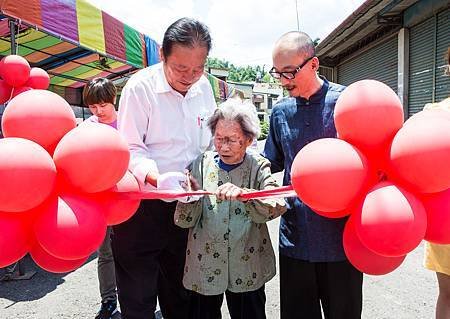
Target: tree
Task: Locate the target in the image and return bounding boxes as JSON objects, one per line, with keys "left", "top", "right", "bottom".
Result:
{"left": 206, "top": 57, "right": 270, "bottom": 83}
{"left": 207, "top": 38, "right": 320, "bottom": 84}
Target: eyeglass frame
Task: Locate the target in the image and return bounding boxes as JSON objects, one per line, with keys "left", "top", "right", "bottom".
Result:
{"left": 269, "top": 56, "right": 315, "bottom": 80}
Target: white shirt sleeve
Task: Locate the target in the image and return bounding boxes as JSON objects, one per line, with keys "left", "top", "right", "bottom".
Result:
{"left": 118, "top": 82, "right": 158, "bottom": 189}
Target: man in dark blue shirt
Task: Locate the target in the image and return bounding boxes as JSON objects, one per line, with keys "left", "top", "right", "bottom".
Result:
{"left": 264, "top": 31, "right": 363, "bottom": 319}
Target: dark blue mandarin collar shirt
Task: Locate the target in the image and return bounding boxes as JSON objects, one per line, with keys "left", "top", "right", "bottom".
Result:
{"left": 263, "top": 78, "right": 348, "bottom": 262}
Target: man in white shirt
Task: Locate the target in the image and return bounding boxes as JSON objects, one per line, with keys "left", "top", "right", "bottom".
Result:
{"left": 113, "top": 18, "right": 216, "bottom": 319}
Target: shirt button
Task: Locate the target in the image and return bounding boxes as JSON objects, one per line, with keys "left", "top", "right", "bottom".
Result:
{"left": 305, "top": 121, "right": 310, "bottom": 126}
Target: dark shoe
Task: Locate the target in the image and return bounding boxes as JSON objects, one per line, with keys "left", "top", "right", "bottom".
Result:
{"left": 95, "top": 300, "right": 118, "bottom": 319}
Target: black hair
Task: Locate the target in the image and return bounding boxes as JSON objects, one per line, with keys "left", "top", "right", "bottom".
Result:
{"left": 162, "top": 17, "right": 212, "bottom": 58}
{"left": 82, "top": 77, "right": 116, "bottom": 106}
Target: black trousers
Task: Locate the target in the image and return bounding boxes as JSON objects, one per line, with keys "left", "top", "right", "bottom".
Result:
{"left": 280, "top": 254, "right": 363, "bottom": 319}
{"left": 112, "top": 200, "right": 190, "bottom": 319}
{"left": 189, "top": 285, "right": 266, "bottom": 319}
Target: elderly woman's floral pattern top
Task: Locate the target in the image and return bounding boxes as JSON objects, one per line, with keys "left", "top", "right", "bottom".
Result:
{"left": 174, "top": 151, "right": 286, "bottom": 295}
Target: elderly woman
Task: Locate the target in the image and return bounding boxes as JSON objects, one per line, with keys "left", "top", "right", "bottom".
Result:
{"left": 174, "top": 99, "right": 286, "bottom": 319}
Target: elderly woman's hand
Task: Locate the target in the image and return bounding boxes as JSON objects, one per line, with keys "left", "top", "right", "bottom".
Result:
{"left": 215, "top": 182, "right": 247, "bottom": 201}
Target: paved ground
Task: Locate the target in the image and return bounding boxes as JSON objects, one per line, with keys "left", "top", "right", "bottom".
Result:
{"left": 0, "top": 225, "right": 438, "bottom": 319}
{"left": 0, "top": 141, "right": 439, "bottom": 318}
{"left": 0, "top": 172, "right": 438, "bottom": 319}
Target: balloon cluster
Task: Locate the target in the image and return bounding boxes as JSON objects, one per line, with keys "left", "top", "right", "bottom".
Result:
{"left": 0, "top": 55, "right": 140, "bottom": 273}
{"left": 0, "top": 55, "right": 51, "bottom": 104}
{"left": 291, "top": 80, "right": 450, "bottom": 275}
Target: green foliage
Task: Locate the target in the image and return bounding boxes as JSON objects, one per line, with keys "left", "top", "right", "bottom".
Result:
{"left": 206, "top": 57, "right": 272, "bottom": 83}
{"left": 258, "top": 121, "right": 270, "bottom": 140}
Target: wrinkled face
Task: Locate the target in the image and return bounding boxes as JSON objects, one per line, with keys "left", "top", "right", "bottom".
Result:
{"left": 88, "top": 102, "right": 117, "bottom": 124}
{"left": 272, "top": 48, "right": 317, "bottom": 98}
{"left": 214, "top": 119, "right": 253, "bottom": 165}
{"left": 161, "top": 44, "right": 208, "bottom": 94}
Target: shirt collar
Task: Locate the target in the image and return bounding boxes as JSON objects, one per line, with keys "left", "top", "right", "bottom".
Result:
{"left": 153, "top": 62, "right": 202, "bottom": 99}
{"left": 296, "top": 76, "right": 329, "bottom": 105}
{"left": 214, "top": 153, "right": 246, "bottom": 172}
{"left": 153, "top": 63, "right": 172, "bottom": 94}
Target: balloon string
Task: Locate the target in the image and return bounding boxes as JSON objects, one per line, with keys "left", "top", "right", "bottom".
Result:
{"left": 115, "top": 185, "right": 297, "bottom": 200}
{"left": 7, "top": 87, "right": 15, "bottom": 103}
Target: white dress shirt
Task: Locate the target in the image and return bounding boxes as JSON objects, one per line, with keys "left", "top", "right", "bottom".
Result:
{"left": 118, "top": 62, "right": 217, "bottom": 189}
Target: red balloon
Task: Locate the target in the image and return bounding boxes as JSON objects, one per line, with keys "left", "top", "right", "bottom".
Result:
{"left": 26, "top": 67, "right": 50, "bottom": 90}
{"left": 1, "top": 55, "right": 30, "bottom": 87}
{"left": 97, "top": 171, "right": 141, "bottom": 226}
{"left": 2, "top": 90, "right": 76, "bottom": 154}
{"left": 34, "top": 194, "right": 107, "bottom": 260}
{"left": 0, "top": 138, "right": 56, "bottom": 212}
{"left": 389, "top": 116, "right": 450, "bottom": 194}
{"left": 354, "top": 181, "right": 427, "bottom": 257}
{"left": 311, "top": 208, "right": 351, "bottom": 219}
{"left": 30, "top": 243, "right": 88, "bottom": 273}
{"left": 11, "top": 86, "right": 32, "bottom": 98}
{"left": 421, "top": 189, "right": 450, "bottom": 244}
{"left": 0, "top": 57, "right": 4, "bottom": 77}
{"left": 0, "top": 79, "right": 12, "bottom": 104}
{"left": 334, "top": 80, "right": 404, "bottom": 163}
{"left": 0, "top": 212, "right": 30, "bottom": 267}
{"left": 53, "top": 124, "right": 130, "bottom": 193}
{"left": 343, "top": 216, "right": 406, "bottom": 275}
{"left": 291, "top": 138, "right": 373, "bottom": 212}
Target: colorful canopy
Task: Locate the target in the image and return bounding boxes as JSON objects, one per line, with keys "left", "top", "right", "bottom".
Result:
{"left": 0, "top": 0, "right": 160, "bottom": 105}
{"left": 0, "top": 0, "right": 237, "bottom": 105}
{"left": 206, "top": 73, "right": 237, "bottom": 102}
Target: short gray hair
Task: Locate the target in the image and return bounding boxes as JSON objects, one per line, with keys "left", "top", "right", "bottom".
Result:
{"left": 207, "top": 98, "right": 261, "bottom": 140}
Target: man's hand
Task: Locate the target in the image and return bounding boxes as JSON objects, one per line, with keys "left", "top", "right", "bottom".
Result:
{"left": 156, "top": 172, "right": 188, "bottom": 191}
{"left": 157, "top": 171, "right": 202, "bottom": 203}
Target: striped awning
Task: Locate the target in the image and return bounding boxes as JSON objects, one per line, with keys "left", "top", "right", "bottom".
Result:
{"left": 0, "top": 0, "right": 160, "bottom": 104}
{"left": 0, "top": 0, "right": 237, "bottom": 105}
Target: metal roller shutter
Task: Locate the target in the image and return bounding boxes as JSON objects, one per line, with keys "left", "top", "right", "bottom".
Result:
{"left": 435, "top": 8, "right": 450, "bottom": 103}
{"left": 408, "top": 17, "right": 434, "bottom": 116}
{"left": 337, "top": 36, "right": 398, "bottom": 92}
{"left": 409, "top": 8, "right": 449, "bottom": 117}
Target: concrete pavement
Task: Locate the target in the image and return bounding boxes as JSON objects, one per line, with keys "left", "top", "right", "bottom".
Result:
{"left": 0, "top": 141, "right": 438, "bottom": 318}
{"left": 0, "top": 223, "right": 437, "bottom": 318}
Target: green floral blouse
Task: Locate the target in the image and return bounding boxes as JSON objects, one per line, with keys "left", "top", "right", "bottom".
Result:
{"left": 175, "top": 151, "right": 287, "bottom": 295}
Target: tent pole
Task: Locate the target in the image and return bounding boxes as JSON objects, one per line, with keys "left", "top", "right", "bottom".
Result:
{"left": 9, "top": 19, "right": 16, "bottom": 55}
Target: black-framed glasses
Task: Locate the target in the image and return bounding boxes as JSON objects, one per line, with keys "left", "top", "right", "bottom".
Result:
{"left": 269, "top": 56, "right": 315, "bottom": 80}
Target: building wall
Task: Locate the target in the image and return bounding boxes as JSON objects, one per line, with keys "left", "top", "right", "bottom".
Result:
{"left": 334, "top": 5, "right": 449, "bottom": 118}
{"left": 408, "top": 7, "right": 449, "bottom": 116}
{"left": 337, "top": 35, "right": 398, "bottom": 92}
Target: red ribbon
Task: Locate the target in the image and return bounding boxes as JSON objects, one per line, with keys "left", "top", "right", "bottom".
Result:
{"left": 115, "top": 185, "right": 296, "bottom": 200}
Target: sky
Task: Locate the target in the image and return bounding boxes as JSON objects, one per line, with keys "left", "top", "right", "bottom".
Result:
{"left": 88, "top": 0, "right": 366, "bottom": 67}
